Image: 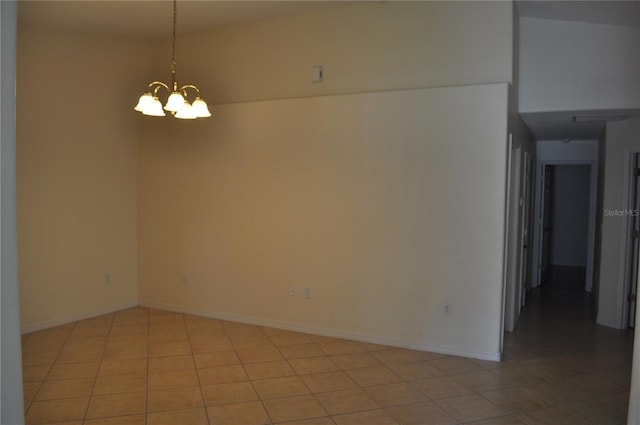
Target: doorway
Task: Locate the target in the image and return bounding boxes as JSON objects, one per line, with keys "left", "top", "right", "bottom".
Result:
{"left": 532, "top": 161, "right": 598, "bottom": 295}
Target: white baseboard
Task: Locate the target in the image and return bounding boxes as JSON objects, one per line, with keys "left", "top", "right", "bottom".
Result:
{"left": 140, "top": 299, "right": 501, "bottom": 362}
{"left": 21, "top": 300, "right": 139, "bottom": 334}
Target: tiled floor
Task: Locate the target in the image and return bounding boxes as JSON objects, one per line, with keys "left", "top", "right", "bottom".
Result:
{"left": 22, "top": 268, "right": 633, "bottom": 424}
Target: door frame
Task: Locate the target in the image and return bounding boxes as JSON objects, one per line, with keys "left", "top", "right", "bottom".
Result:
{"left": 504, "top": 142, "right": 523, "bottom": 332}
{"left": 519, "top": 151, "right": 534, "bottom": 307}
{"left": 531, "top": 160, "right": 598, "bottom": 292}
{"left": 618, "top": 148, "right": 640, "bottom": 328}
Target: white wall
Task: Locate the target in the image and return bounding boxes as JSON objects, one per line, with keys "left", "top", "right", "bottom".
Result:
{"left": 138, "top": 84, "right": 510, "bottom": 360}
{"left": 550, "top": 165, "right": 590, "bottom": 267}
{"left": 598, "top": 117, "right": 640, "bottom": 328}
{"left": 537, "top": 140, "right": 599, "bottom": 161}
{"left": 178, "top": 1, "right": 514, "bottom": 104}
{"left": 519, "top": 17, "right": 640, "bottom": 113}
{"left": 17, "top": 28, "right": 149, "bottom": 331}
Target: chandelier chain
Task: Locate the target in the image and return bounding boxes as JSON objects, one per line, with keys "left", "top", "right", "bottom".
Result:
{"left": 171, "top": 0, "right": 177, "bottom": 87}
{"left": 134, "top": 0, "right": 211, "bottom": 118}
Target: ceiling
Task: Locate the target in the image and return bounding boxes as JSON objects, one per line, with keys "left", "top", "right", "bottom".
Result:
{"left": 516, "top": 0, "right": 640, "bottom": 28}
{"left": 18, "top": 0, "right": 640, "bottom": 141}
{"left": 517, "top": 0, "right": 640, "bottom": 140}
{"left": 18, "top": 1, "right": 350, "bottom": 38}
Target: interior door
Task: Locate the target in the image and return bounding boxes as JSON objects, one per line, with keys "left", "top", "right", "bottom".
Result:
{"left": 540, "top": 165, "right": 553, "bottom": 284}
{"left": 628, "top": 154, "right": 640, "bottom": 328}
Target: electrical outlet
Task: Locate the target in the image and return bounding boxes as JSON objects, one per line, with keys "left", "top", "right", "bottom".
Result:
{"left": 182, "top": 274, "right": 188, "bottom": 285}
{"left": 444, "top": 303, "right": 452, "bottom": 316}
{"left": 304, "top": 288, "right": 313, "bottom": 299}
{"left": 289, "top": 286, "right": 296, "bottom": 297}
{"left": 104, "top": 273, "right": 111, "bottom": 285}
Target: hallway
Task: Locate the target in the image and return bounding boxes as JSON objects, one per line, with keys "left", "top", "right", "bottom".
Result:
{"left": 503, "top": 265, "right": 634, "bottom": 424}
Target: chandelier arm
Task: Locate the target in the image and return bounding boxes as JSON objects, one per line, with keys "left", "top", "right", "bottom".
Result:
{"left": 148, "top": 81, "right": 170, "bottom": 96}
{"left": 179, "top": 84, "right": 202, "bottom": 100}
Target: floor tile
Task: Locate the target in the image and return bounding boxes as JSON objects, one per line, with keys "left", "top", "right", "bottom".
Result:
{"left": 85, "top": 392, "right": 146, "bottom": 419}
{"left": 370, "top": 349, "right": 421, "bottom": 366}
{"left": 190, "top": 335, "right": 235, "bottom": 352}
{"left": 263, "top": 395, "right": 328, "bottom": 423}
{"left": 331, "top": 352, "right": 382, "bottom": 370}
{"left": 109, "top": 324, "right": 148, "bottom": 337}
{"left": 386, "top": 400, "right": 459, "bottom": 425}
{"left": 345, "top": 366, "right": 402, "bottom": 387}
{"left": 387, "top": 360, "right": 444, "bottom": 381}
{"left": 411, "top": 376, "right": 474, "bottom": 400}
{"left": 147, "top": 386, "right": 204, "bottom": 412}
{"left": 194, "top": 350, "right": 240, "bottom": 368}
{"left": 23, "top": 365, "right": 51, "bottom": 383}
{"left": 269, "top": 333, "right": 313, "bottom": 347}
{"left": 319, "top": 340, "right": 363, "bottom": 355}
{"left": 301, "top": 371, "right": 357, "bottom": 393}
{"left": 47, "top": 362, "right": 100, "bottom": 380}
{"left": 273, "top": 418, "right": 336, "bottom": 425}
{"left": 83, "top": 415, "right": 146, "bottom": 425}
{"left": 279, "top": 344, "right": 326, "bottom": 360}
{"left": 237, "top": 346, "right": 284, "bottom": 363}
{"left": 453, "top": 370, "right": 518, "bottom": 392}
{"left": 244, "top": 360, "right": 296, "bottom": 380}
{"left": 23, "top": 382, "right": 41, "bottom": 407}
{"left": 22, "top": 350, "right": 59, "bottom": 367}
{"left": 197, "top": 365, "right": 249, "bottom": 385}
{"left": 148, "top": 354, "right": 195, "bottom": 372}
{"left": 435, "top": 394, "right": 507, "bottom": 423}
{"left": 35, "top": 378, "right": 94, "bottom": 400}
{"left": 93, "top": 375, "right": 146, "bottom": 395}
{"left": 332, "top": 408, "right": 399, "bottom": 425}
{"left": 201, "top": 381, "right": 259, "bottom": 405}
{"left": 289, "top": 357, "right": 341, "bottom": 375}
{"left": 98, "top": 358, "right": 147, "bottom": 377}
{"left": 149, "top": 341, "right": 192, "bottom": 357}
{"left": 469, "top": 416, "right": 527, "bottom": 425}
{"left": 315, "top": 388, "right": 379, "bottom": 415}
{"left": 25, "top": 397, "right": 89, "bottom": 424}
{"left": 429, "top": 357, "right": 483, "bottom": 376}
{"left": 147, "top": 408, "right": 209, "bottom": 425}
{"left": 364, "top": 382, "right": 426, "bottom": 407}
{"left": 148, "top": 368, "right": 199, "bottom": 390}
{"left": 566, "top": 398, "right": 629, "bottom": 425}
{"left": 252, "top": 376, "right": 310, "bottom": 400}
{"left": 516, "top": 407, "right": 586, "bottom": 425}
{"left": 481, "top": 387, "right": 551, "bottom": 413}
{"left": 207, "top": 400, "right": 271, "bottom": 425}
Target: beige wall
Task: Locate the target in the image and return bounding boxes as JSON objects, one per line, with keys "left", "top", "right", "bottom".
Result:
{"left": 17, "top": 1, "right": 515, "bottom": 359}
{"left": 177, "top": 1, "right": 513, "bottom": 104}
{"left": 138, "top": 84, "right": 510, "bottom": 359}
{"left": 17, "top": 28, "right": 148, "bottom": 330}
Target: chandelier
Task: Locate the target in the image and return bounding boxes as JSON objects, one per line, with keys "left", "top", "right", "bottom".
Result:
{"left": 134, "top": 0, "right": 211, "bottom": 119}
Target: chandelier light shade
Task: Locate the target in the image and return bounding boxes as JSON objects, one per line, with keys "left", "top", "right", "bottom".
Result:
{"left": 134, "top": 0, "right": 212, "bottom": 119}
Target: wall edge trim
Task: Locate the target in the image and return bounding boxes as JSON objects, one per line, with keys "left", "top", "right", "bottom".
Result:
{"left": 139, "top": 299, "right": 501, "bottom": 362}
{"left": 21, "top": 300, "right": 139, "bottom": 334}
